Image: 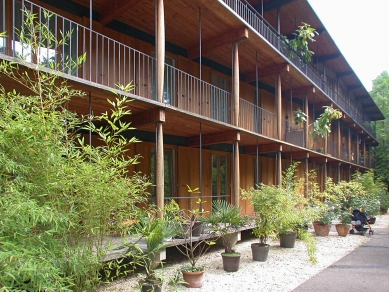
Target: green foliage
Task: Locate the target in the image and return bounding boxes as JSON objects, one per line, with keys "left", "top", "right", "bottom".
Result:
{"left": 0, "top": 9, "right": 150, "bottom": 291}
{"left": 287, "top": 22, "right": 319, "bottom": 62}
{"left": 201, "top": 200, "right": 249, "bottom": 254}
{"left": 294, "top": 108, "right": 308, "bottom": 125}
{"left": 166, "top": 200, "right": 216, "bottom": 272}
{"left": 371, "top": 71, "right": 389, "bottom": 186}
{"left": 296, "top": 229, "right": 317, "bottom": 264}
{"left": 126, "top": 209, "right": 180, "bottom": 285}
{"left": 310, "top": 106, "right": 342, "bottom": 139}
{"left": 379, "top": 191, "right": 389, "bottom": 212}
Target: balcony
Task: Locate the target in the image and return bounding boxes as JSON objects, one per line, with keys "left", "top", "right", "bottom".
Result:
{"left": 221, "top": 0, "right": 376, "bottom": 139}
{"left": 0, "top": 0, "right": 374, "bottom": 166}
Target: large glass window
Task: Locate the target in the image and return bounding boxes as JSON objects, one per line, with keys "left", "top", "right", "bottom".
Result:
{"left": 212, "top": 154, "right": 228, "bottom": 203}
{"left": 151, "top": 148, "right": 175, "bottom": 198}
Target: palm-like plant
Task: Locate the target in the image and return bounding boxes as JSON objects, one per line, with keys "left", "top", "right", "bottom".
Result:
{"left": 202, "top": 200, "right": 248, "bottom": 254}
{"left": 126, "top": 211, "right": 180, "bottom": 287}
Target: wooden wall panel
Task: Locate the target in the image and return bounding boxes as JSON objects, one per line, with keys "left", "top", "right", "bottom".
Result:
{"left": 177, "top": 146, "right": 190, "bottom": 211}
{"left": 240, "top": 154, "right": 255, "bottom": 215}
{"left": 260, "top": 156, "right": 275, "bottom": 185}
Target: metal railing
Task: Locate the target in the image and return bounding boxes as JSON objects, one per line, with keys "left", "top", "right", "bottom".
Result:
{"left": 221, "top": 0, "right": 376, "bottom": 139}
{"left": 239, "top": 99, "right": 277, "bottom": 139}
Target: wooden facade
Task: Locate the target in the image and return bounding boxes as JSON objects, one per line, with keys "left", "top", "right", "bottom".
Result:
{"left": 0, "top": 0, "right": 384, "bottom": 215}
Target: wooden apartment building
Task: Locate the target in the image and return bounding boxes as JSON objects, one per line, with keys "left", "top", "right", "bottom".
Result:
{"left": 0, "top": 0, "right": 384, "bottom": 215}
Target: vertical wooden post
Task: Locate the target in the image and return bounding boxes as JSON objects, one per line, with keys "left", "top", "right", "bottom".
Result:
{"left": 155, "top": 0, "right": 165, "bottom": 218}
{"left": 362, "top": 138, "right": 366, "bottom": 167}
{"left": 276, "top": 146, "right": 282, "bottom": 185}
{"left": 156, "top": 121, "right": 164, "bottom": 218}
{"left": 156, "top": 0, "right": 165, "bottom": 103}
{"left": 337, "top": 120, "right": 341, "bottom": 159}
{"left": 277, "top": 74, "right": 282, "bottom": 140}
{"left": 233, "top": 42, "right": 239, "bottom": 127}
{"left": 356, "top": 133, "right": 360, "bottom": 165}
{"left": 305, "top": 155, "right": 309, "bottom": 196}
{"left": 233, "top": 138, "right": 240, "bottom": 207}
{"left": 348, "top": 128, "right": 352, "bottom": 163}
{"left": 304, "top": 94, "right": 309, "bottom": 148}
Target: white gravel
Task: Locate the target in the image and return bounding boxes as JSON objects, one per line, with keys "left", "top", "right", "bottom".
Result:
{"left": 97, "top": 214, "right": 389, "bottom": 292}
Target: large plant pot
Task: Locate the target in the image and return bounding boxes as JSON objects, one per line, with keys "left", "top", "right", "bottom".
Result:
{"left": 141, "top": 281, "right": 162, "bottom": 292}
{"left": 221, "top": 253, "right": 241, "bottom": 272}
{"left": 251, "top": 243, "right": 270, "bottom": 261}
{"left": 182, "top": 269, "right": 205, "bottom": 288}
{"left": 335, "top": 224, "right": 351, "bottom": 237}
{"left": 191, "top": 221, "right": 204, "bottom": 236}
{"left": 312, "top": 221, "right": 331, "bottom": 236}
{"left": 279, "top": 232, "right": 297, "bottom": 248}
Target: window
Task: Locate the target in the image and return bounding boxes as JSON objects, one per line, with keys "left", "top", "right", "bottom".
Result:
{"left": 212, "top": 154, "right": 228, "bottom": 203}
{"left": 211, "top": 74, "right": 228, "bottom": 122}
{"left": 151, "top": 148, "right": 175, "bottom": 198}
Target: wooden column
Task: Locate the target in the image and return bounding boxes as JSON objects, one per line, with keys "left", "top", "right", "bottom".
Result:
{"left": 348, "top": 128, "right": 352, "bottom": 163}
{"left": 156, "top": 0, "right": 165, "bottom": 103}
{"left": 155, "top": 0, "right": 165, "bottom": 217}
{"left": 305, "top": 156, "right": 309, "bottom": 196}
{"left": 233, "top": 42, "right": 239, "bottom": 127}
{"left": 356, "top": 133, "right": 360, "bottom": 165}
{"left": 304, "top": 94, "right": 309, "bottom": 148}
{"left": 337, "top": 120, "right": 341, "bottom": 159}
{"left": 156, "top": 121, "right": 164, "bottom": 218}
{"left": 277, "top": 74, "right": 282, "bottom": 140}
{"left": 362, "top": 138, "right": 366, "bottom": 167}
{"left": 276, "top": 149, "right": 282, "bottom": 185}
{"left": 233, "top": 139, "right": 240, "bottom": 207}
{"left": 337, "top": 163, "right": 341, "bottom": 183}
{"left": 323, "top": 161, "right": 327, "bottom": 190}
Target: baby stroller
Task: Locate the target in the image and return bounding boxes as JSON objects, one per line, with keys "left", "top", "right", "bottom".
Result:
{"left": 350, "top": 209, "right": 374, "bottom": 235}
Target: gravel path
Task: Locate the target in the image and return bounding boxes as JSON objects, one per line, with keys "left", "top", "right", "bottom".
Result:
{"left": 97, "top": 214, "right": 389, "bottom": 292}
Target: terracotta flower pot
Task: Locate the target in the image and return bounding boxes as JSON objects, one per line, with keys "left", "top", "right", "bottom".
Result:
{"left": 182, "top": 269, "right": 205, "bottom": 288}
{"left": 335, "top": 223, "right": 351, "bottom": 237}
{"left": 312, "top": 221, "right": 331, "bottom": 236}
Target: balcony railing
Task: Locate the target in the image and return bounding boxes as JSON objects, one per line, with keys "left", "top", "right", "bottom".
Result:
{"left": 221, "top": 0, "right": 376, "bottom": 139}
{"left": 0, "top": 0, "right": 376, "bottom": 165}
{"left": 240, "top": 99, "right": 277, "bottom": 139}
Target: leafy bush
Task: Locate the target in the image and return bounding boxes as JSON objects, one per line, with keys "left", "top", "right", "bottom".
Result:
{"left": 0, "top": 9, "right": 150, "bottom": 291}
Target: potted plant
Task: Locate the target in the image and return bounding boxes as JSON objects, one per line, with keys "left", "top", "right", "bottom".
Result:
{"left": 126, "top": 210, "right": 180, "bottom": 292}
{"left": 242, "top": 183, "right": 291, "bottom": 261}
{"left": 166, "top": 200, "right": 217, "bottom": 288}
{"left": 294, "top": 108, "right": 308, "bottom": 125}
{"left": 312, "top": 200, "right": 337, "bottom": 236}
{"left": 335, "top": 209, "right": 352, "bottom": 237}
{"left": 201, "top": 200, "right": 249, "bottom": 272}
{"left": 309, "top": 105, "right": 342, "bottom": 151}
{"left": 379, "top": 191, "right": 389, "bottom": 214}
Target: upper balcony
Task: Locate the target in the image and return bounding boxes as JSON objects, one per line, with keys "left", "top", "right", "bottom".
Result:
{"left": 0, "top": 0, "right": 377, "bottom": 168}
{"left": 219, "top": 0, "right": 379, "bottom": 139}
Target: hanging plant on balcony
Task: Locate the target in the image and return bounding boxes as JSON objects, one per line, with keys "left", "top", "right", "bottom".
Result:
{"left": 288, "top": 22, "right": 319, "bottom": 62}
{"left": 294, "top": 108, "right": 308, "bottom": 125}
{"left": 310, "top": 105, "right": 342, "bottom": 139}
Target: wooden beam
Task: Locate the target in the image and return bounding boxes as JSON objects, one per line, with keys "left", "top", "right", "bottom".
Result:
{"left": 99, "top": 0, "right": 139, "bottom": 25}
{"left": 245, "top": 143, "right": 282, "bottom": 154}
{"left": 313, "top": 53, "right": 341, "bottom": 63}
{"left": 310, "top": 157, "right": 328, "bottom": 164}
{"left": 336, "top": 70, "right": 353, "bottom": 78}
{"left": 282, "top": 86, "right": 315, "bottom": 97}
{"left": 348, "top": 84, "right": 363, "bottom": 91}
{"left": 284, "top": 151, "right": 309, "bottom": 160}
{"left": 253, "top": 0, "right": 297, "bottom": 13}
{"left": 187, "top": 27, "right": 248, "bottom": 60}
{"left": 188, "top": 131, "right": 240, "bottom": 147}
{"left": 355, "top": 95, "right": 370, "bottom": 101}
{"left": 245, "top": 63, "right": 289, "bottom": 83}
{"left": 130, "top": 108, "right": 165, "bottom": 128}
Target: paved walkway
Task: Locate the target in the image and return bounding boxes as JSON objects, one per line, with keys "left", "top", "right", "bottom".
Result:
{"left": 293, "top": 227, "right": 389, "bottom": 292}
